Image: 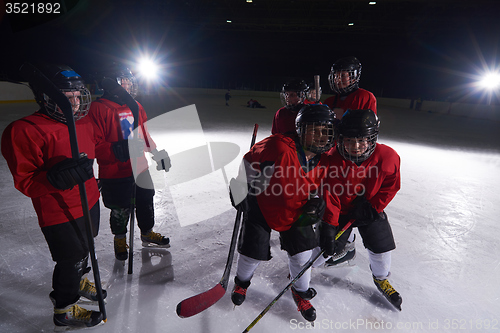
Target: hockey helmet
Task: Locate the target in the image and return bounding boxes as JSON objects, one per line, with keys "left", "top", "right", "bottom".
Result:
{"left": 280, "top": 79, "right": 309, "bottom": 108}
{"left": 96, "top": 62, "right": 138, "bottom": 98}
{"left": 28, "top": 63, "right": 91, "bottom": 123}
{"left": 336, "top": 109, "right": 379, "bottom": 163}
{"left": 306, "top": 83, "right": 322, "bottom": 103}
{"left": 295, "top": 104, "right": 337, "bottom": 154}
{"left": 328, "top": 56, "right": 362, "bottom": 95}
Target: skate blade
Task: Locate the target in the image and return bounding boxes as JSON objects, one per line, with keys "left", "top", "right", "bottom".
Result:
{"left": 324, "top": 260, "right": 356, "bottom": 268}
{"left": 54, "top": 319, "right": 105, "bottom": 331}
{"left": 375, "top": 289, "right": 402, "bottom": 311}
{"left": 324, "top": 252, "right": 356, "bottom": 268}
{"left": 142, "top": 241, "right": 171, "bottom": 248}
{"left": 77, "top": 298, "right": 107, "bottom": 306}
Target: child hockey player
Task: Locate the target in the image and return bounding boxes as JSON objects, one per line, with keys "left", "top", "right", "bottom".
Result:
{"left": 230, "top": 104, "right": 341, "bottom": 322}
{"left": 271, "top": 79, "right": 309, "bottom": 135}
{"left": 1, "top": 63, "right": 105, "bottom": 329}
{"left": 88, "top": 63, "right": 171, "bottom": 260}
{"left": 324, "top": 109, "right": 402, "bottom": 310}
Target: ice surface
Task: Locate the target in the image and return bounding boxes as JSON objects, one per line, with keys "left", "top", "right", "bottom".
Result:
{"left": 0, "top": 91, "right": 499, "bottom": 333}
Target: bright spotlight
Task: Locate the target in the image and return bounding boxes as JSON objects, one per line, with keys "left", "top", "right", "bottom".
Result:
{"left": 478, "top": 72, "right": 500, "bottom": 90}
{"left": 137, "top": 58, "right": 159, "bottom": 80}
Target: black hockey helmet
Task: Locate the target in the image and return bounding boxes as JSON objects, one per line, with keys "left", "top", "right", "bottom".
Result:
{"left": 280, "top": 79, "right": 309, "bottom": 108}
{"left": 306, "top": 82, "right": 322, "bottom": 102}
{"left": 26, "top": 63, "right": 91, "bottom": 123}
{"left": 328, "top": 56, "right": 362, "bottom": 95}
{"left": 95, "top": 62, "right": 138, "bottom": 98}
{"left": 295, "top": 104, "right": 337, "bottom": 154}
{"left": 336, "top": 109, "right": 379, "bottom": 163}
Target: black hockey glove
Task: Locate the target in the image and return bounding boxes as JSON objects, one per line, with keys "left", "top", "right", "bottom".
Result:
{"left": 112, "top": 140, "right": 130, "bottom": 162}
{"left": 319, "top": 221, "right": 338, "bottom": 257}
{"left": 152, "top": 149, "right": 171, "bottom": 172}
{"left": 47, "top": 153, "right": 94, "bottom": 190}
{"left": 297, "top": 197, "right": 326, "bottom": 226}
{"left": 349, "top": 195, "right": 379, "bottom": 227}
{"left": 112, "top": 138, "right": 145, "bottom": 162}
{"left": 229, "top": 178, "right": 250, "bottom": 212}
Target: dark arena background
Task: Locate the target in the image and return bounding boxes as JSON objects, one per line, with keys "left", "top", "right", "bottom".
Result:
{"left": 0, "top": 1, "right": 499, "bottom": 332}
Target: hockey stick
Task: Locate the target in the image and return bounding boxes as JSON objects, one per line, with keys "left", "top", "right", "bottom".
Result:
{"left": 242, "top": 219, "right": 354, "bottom": 333}
{"left": 100, "top": 78, "right": 139, "bottom": 275}
{"left": 20, "top": 63, "right": 107, "bottom": 321}
{"left": 314, "top": 75, "right": 320, "bottom": 103}
{"left": 176, "top": 123, "right": 259, "bottom": 318}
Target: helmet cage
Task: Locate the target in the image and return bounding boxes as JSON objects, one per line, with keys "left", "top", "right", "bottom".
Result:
{"left": 280, "top": 90, "right": 307, "bottom": 108}
{"left": 328, "top": 68, "right": 361, "bottom": 95}
{"left": 306, "top": 86, "right": 322, "bottom": 102}
{"left": 336, "top": 131, "right": 378, "bottom": 163}
{"left": 280, "top": 80, "right": 309, "bottom": 108}
{"left": 297, "top": 121, "right": 335, "bottom": 154}
{"left": 43, "top": 87, "right": 92, "bottom": 123}
{"left": 117, "top": 74, "right": 138, "bottom": 98}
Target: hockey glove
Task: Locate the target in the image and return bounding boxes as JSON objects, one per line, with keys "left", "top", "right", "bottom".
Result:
{"left": 112, "top": 140, "right": 130, "bottom": 162}
{"left": 112, "top": 138, "right": 145, "bottom": 162}
{"left": 47, "top": 153, "right": 94, "bottom": 190}
{"left": 229, "top": 178, "right": 250, "bottom": 212}
{"left": 152, "top": 149, "right": 171, "bottom": 172}
{"left": 349, "top": 195, "right": 379, "bottom": 227}
{"left": 297, "top": 197, "right": 326, "bottom": 226}
{"left": 319, "top": 221, "right": 338, "bottom": 257}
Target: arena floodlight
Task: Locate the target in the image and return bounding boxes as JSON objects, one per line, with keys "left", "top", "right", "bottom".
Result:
{"left": 478, "top": 72, "right": 500, "bottom": 90}
{"left": 137, "top": 57, "right": 160, "bottom": 81}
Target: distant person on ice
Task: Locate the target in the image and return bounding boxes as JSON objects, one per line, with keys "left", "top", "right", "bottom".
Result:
{"left": 324, "top": 109, "right": 402, "bottom": 311}
{"left": 88, "top": 63, "right": 171, "bottom": 261}
{"left": 247, "top": 98, "right": 265, "bottom": 108}
{"left": 1, "top": 64, "right": 105, "bottom": 329}
{"left": 225, "top": 89, "right": 231, "bottom": 106}
{"left": 229, "top": 104, "right": 341, "bottom": 323}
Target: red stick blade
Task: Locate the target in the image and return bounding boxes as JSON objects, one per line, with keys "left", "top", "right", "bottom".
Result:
{"left": 176, "top": 283, "right": 226, "bottom": 318}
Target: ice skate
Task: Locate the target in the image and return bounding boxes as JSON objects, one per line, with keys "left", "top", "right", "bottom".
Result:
{"left": 77, "top": 276, "right": 107, "bottom": 305}
{"left": 53, "top": 303, "right": 104, "bottom": 331}
{"left": 325, "top": 237, "right": 356, "bottom": 268}
{"left": 141, "top": 230, "right": 170, "bottom": 248}
{"left": 373, "top": 275, "right": 402, "bottom": 311}
{"left": 114, "top": 236, "right": 128, "bottom": 261}
{"left": 231, "top": 276, "right": 251, "bottom": 306}
{"left": 291, "top": 287, "right": 317, "bottom": 322}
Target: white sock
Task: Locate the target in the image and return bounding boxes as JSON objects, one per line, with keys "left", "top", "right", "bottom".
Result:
{"left": 311, "top": 246, "right": 327, "bottom": 268}
{"left": 368, "top": 249, "right": 392, "bottom": 280}
{"left": 288, "top": 250, "right": 313, "bottom": 292}
{"left": 235, "top": 254, "right": 261, "bottom": 282}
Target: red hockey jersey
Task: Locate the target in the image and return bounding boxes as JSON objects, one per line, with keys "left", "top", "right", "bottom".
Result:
{"left": 324, "top": 88, "right": 377, "bottom": 119}
{"left": 271, "top": 106, "right": 300, "bottom": 135}
{"left": 88, "top": 98, "right": 156, "bottom": 179}
{"left": 1, "top": 111, "right": 100, "bottom": 228}
{"left": 324, "top": 144, "right": 400, "bottom": 215}
{"left": 243, "top": 134, "right": 340, "bottom": 231}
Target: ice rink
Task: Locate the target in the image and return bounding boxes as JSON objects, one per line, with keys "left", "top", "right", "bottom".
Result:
{"left": 1, "top": 89, "right": 499, "bottom": 332}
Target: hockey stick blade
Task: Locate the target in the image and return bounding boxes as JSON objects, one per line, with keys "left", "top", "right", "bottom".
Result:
{"left": 176, "top": 124, "right": 258, "bottom": 318}
{"left": 176, "top": 283, "right": 226, "bottom": 318}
